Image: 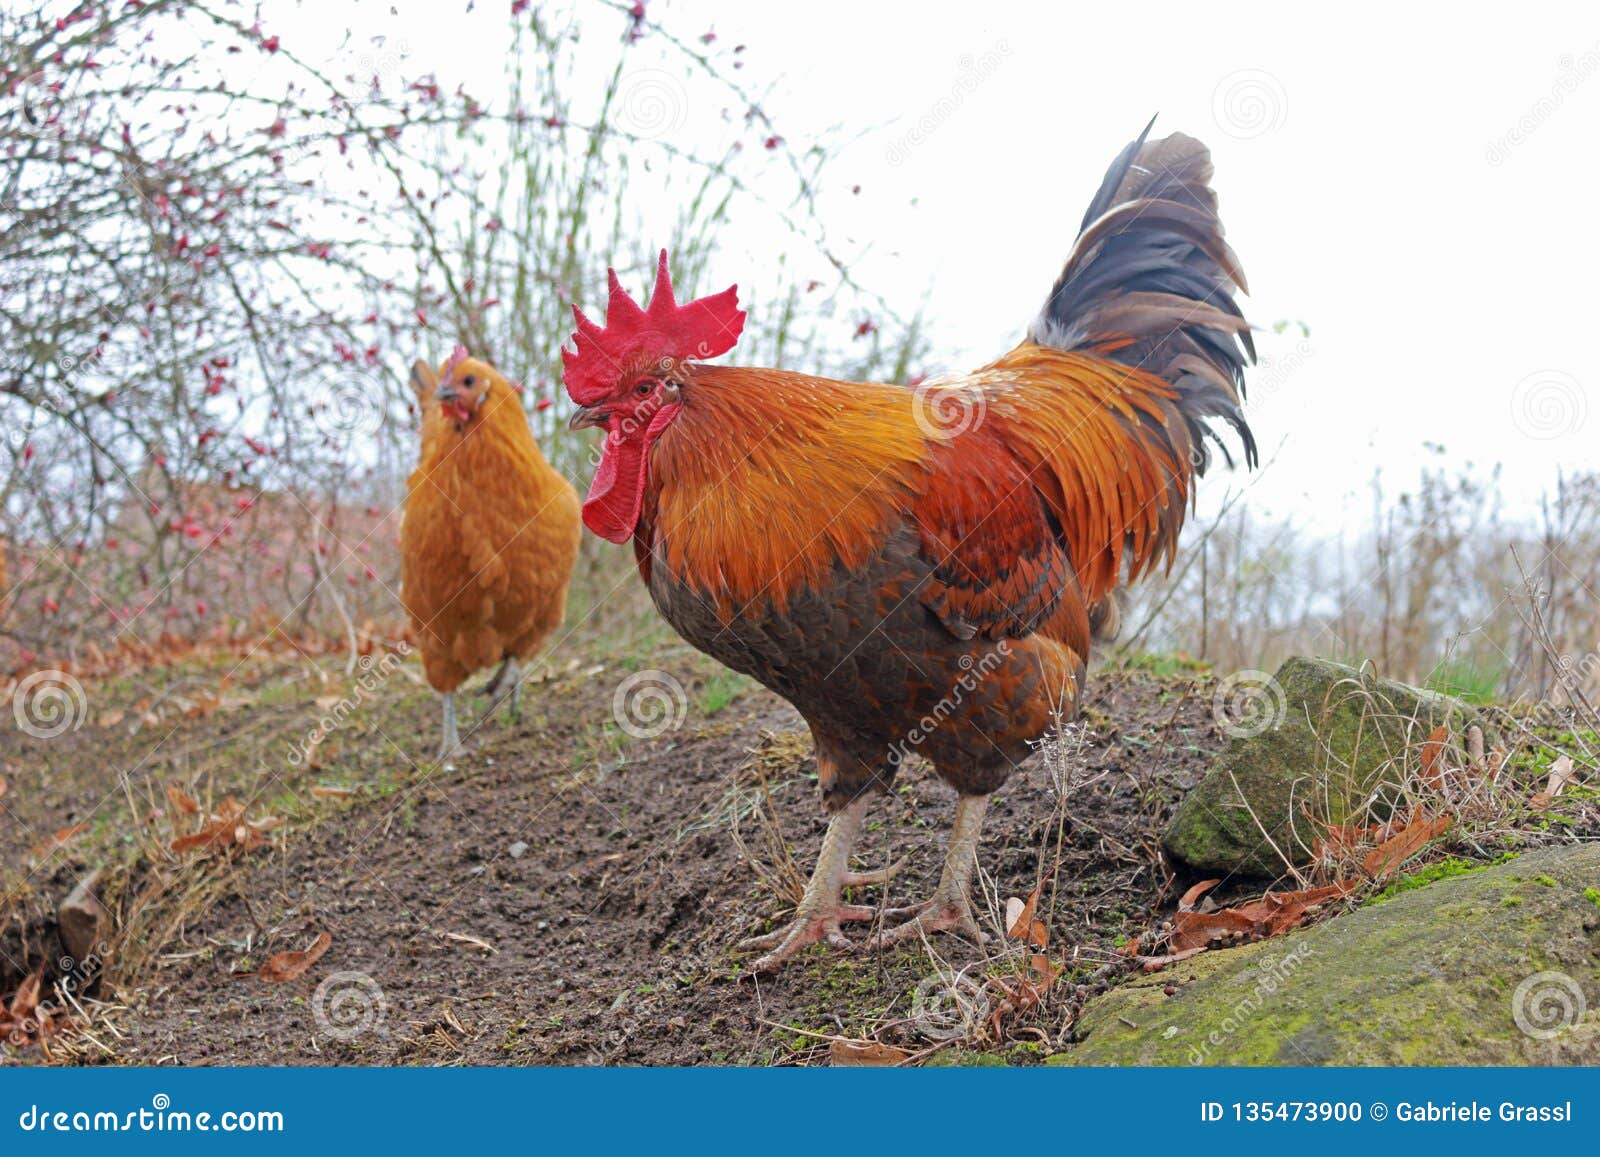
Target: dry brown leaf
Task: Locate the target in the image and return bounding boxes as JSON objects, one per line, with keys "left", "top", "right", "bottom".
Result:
{"left": 0, "top": 778, "right": 8, "bottom": 800}
{"left": 1029, "top": 954, "right": 1061, "bottom": 984}
{"left": 1545, "top": 755, "right": 1578, "bottom": 798}
{"left": 1419, "top": 725, "right": 1449, "bottom": 789}
{"left": 1004, "top": 876, "right": 1050, "bottom": 949}
{"left": 1169, "top": 906, "right": 1261, "bottom": 953}
{"left": 313, "top": 694, "right": 344, "bottom": 710}
{"left": 97, "top": 708, "right": 126, "bottom": 729}
{"left": 1178, "top": 879, "right": 1221, "bottom": 912}
{"left": 829, "top": 1039, "right": 910, "bottom": 1067}
{"left": 444, "top": 932, "right": 497, "bottom": 954}
{"left": 311, "top": 785, "right": 354, "bottom": 799}
{"left": 165, "top": 784, "right": 200, "bottom": 815}
{"left": 1362, "top": 808, "right": 1452, "bottom": 880}
{"left": 254, "top": 931, "right": 332, "bottom": 982}
{"left": 31, "top": 822, "right": 90, "bottom": 859}
{"left": 170, "top": 797, "right": 278, "bottom": 854}
{"left": 1171, "top": 882, "right": 1353, "bottom": 953}
{"left": 7, "top": 972, "right": 41, "bottom": 1022}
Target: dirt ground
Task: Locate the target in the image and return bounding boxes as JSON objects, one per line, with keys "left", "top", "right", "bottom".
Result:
{"left": 1, "top": 637, "right": 1236, "bottom": 1066}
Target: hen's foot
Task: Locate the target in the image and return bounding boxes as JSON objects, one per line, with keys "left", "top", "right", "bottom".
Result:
{"left": 738, "top": 903, "right": 877, "bottom": 973}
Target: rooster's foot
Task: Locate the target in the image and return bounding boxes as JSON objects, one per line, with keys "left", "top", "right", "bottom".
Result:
{"left": 868, "top": 896, "right": 985, "bottom": 949}
{"left": 738, "top": 904, "right": 876, "bottom": 973}
{"left": 841, "top": 855, "right": 910, "bottom": 889}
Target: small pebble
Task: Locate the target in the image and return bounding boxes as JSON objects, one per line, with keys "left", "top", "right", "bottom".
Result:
{"left": 508, "top": 840, "right": 529, "bottom": 859}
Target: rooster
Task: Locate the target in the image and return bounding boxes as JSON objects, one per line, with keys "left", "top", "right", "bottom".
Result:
{"left": 402, "top": 349, "right": 581, "bottom": 760}
{"left": 564, "top": 125, "right": 1255, "bottom": 972}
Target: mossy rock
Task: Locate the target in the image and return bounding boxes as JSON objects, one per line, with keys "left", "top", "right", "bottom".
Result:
{"left": 1165, "top": 657, "right": 1489, "bottom": 877}
{"left": 1050, "top": 843, "right": 1600, "bottom": 1066}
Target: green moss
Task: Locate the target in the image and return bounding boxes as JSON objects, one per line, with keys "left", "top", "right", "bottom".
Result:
{"left": 1367, "top": 857, "right": 1484, "bottom": 905}
{"left": 1533, "top": 875, "right": 1558, "bottom": 887}
{"left": 1056, "top": 844, "right": 1600, "bottom": 1066}
{"left": 1584, "top": 887, "right": 1600, "bottom": 910}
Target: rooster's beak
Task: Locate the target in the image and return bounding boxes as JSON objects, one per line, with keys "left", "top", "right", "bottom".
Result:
{"left": 569, "top": 406, "right": 607, "bottom": 431}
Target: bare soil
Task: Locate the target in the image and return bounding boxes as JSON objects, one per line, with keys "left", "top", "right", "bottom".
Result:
{"left": 1, "top": 641, "right": 1228, "bottom": 1066}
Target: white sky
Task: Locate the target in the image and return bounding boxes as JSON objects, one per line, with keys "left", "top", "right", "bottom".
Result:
{"left": 282, "top": 1, "right": 1599, "bottom": 530}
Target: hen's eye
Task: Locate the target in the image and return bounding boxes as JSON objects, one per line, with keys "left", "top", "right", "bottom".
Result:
{"left": 463, "top": 375, "right": 475, "bottom": 387}
{"left": 635, "top": 380, "right": 654, "bottom": 397}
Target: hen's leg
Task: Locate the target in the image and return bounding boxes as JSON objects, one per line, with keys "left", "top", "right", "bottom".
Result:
{"left": 501, "top": 659, "right": 523, "bottom": 721}
{"left": 437, "top": 692, "right": 465, "bottom": 762}
{"left": 871, "top": 793, "right": 990, "bottom": 947}
{"left": 739, "top": 793, "right": 880, "bottom": 973}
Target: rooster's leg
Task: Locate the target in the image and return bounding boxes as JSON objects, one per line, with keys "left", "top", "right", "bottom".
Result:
{"left": 871, "top": 793, "right": 990, "bottom": 947}
{"left": 437, "top": 692, "right": 465, "bottom": 762}
{"left": 739, "top": 793, "right": 880, "bottom": 973}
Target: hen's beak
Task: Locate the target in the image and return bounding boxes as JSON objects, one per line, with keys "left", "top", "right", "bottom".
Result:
{"left": 434, "top": 379, "right": 460, "bottom": 404}
{"left": 569, "top": 405, "right": 608, "bottom": 431}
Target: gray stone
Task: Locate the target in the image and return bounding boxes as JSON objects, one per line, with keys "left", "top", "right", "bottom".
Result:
{"left": 1165, "top": 657, "right": 1489, "bottom": 877}
{"left": 1050, "top": 844, "right": 1600, "bottom": 1066}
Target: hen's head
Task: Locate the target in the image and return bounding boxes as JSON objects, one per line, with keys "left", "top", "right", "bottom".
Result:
{"left": 563, "top": 250, "right": 744, "bottom": 543}
{"left": 416, "top": 348, "right": 520, "bottom": 434}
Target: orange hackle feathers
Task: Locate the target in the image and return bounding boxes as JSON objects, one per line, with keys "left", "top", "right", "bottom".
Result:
{"left": 646, "top": 365, "right": 928, "bottom": 616}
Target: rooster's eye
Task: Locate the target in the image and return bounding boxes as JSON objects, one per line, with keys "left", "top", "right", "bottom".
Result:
{"left": 635, "top": 380, "right": 654, "bottom": 397}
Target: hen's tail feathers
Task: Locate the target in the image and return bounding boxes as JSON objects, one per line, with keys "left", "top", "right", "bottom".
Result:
{"left": 1028, "top": 120, "right": 1257, "bottom": 474}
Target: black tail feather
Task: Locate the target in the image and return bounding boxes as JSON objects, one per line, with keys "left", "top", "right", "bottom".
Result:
{"left": 1030, "top": 120, "right": 1257, "bottom": 473}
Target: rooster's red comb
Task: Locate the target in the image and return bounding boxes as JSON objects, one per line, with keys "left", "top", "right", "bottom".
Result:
{"left": 562, "top": 250, "right": 744, "bottom": 405}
